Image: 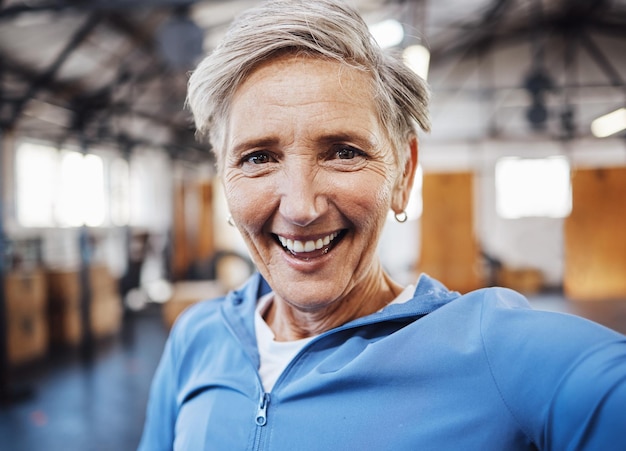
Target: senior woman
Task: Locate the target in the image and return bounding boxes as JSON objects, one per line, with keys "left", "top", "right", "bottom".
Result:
{"left": 139, "top": 0, "right": 626, "bottom": 449}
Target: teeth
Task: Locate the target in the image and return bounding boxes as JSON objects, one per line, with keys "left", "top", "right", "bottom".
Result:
{"left": 278, "top": 232, "right": 339, "bottom": 254}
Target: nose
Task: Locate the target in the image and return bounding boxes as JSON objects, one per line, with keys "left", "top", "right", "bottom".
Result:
{"left": 278, "top": 160, "right": 327, "bottom": 227}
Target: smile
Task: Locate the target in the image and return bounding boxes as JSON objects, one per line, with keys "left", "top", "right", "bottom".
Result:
{"left": 276, "top": 231, "right": 342, "bottom": 255}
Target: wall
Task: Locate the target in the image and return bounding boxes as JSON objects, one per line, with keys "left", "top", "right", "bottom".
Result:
{"left": 378, "top": 137, "right": 626, "bottom": 288}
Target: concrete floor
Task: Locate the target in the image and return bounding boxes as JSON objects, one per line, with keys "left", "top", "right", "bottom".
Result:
{"left": 527, "top": 291, "right": 626, "bottom": 335}
{"left": 0, "top": 307, "right": 167, "bottom": 451}
{"left": 0, "top": 291, "right": 624, "bottom": 451}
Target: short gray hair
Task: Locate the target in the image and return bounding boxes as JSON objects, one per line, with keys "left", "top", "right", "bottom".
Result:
{"left": 187, "top": 0, "right": 430, "bottom": 172}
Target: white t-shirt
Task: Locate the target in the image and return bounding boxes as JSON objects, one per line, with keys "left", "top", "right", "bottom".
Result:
{"left": 254, "top": 285, "right": 415, "bottom": 392}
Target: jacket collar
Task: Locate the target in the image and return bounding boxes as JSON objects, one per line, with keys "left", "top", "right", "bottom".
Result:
{"left": 225, "top": 272, "right": 458, "bottom": 325}
{"left": 221, "top": 272, "right": 460, "bottom": 365}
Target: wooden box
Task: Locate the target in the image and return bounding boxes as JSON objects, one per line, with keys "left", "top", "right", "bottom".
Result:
{"left": 8, "top": 311, "right": 48, "bottom": 365}
{"left": 163, "top": 280, "right": 224, "bottom": 329}
{"left": 48, "top": 306, "right": 82, "bottom": 347}
{"left": 91, "top": 294, "right": 123, "bottom": 338}
{"left": 5, "top": 269, "right": 47, "bottom": 314}
{"left": 90, "top": 264, "right": 117, "bottom": 297}
{"left": 46, "top": 265, "right": 122, "bottom": 346}
{"left": 497, "top": 267, "right": 544, "bottom": 295}
{"left": 46, "top": 269, "right": 81, "bottom": 309}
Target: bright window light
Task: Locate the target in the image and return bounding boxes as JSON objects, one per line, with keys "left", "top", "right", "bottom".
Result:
{"left": 15, "top": 142, "right": 58, "bottom": 227}
{"left": 16, "top": 142, "right": 109, "bottom": 228}
{"left": 496, "top": 156, "right": 572, "bottom": 219}
{"left": 369, "top": 19, "right": 404, "bottom": 49}
{"left": 56, "top": 151, "right": 105, "bottom": 227}
{"left": 56, "top": 151, "right": 84, "bottom": 226}
{"left": 591, "top": 107, "right": 626, "bottom": 138}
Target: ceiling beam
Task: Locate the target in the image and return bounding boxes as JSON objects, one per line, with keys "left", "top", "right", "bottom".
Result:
{"left": 431, "top": 0, "right": 520, "bottom": 60}
{"left": 579, "top": 31, "right": 625, "bottom": 87}
{"left": 0, "top": 0, "right": 196, "bottom": 20}
{"left": 430, "top": 0, "right": 626, "bottom": 63}
{"left": 8, "top": 13, "right": 102, "bottom": 128}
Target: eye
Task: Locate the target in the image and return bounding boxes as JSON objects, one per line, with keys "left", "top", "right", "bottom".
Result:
{"left": 238, "top": 150, "right": 278, "bottom": 175}
{"left": 323, "top": 144, "right": 369, "bottom": 171}
{"left": 335, "top": 145, "right": 364, "bottom": 160}
{"left": 243, "top": 151, "right": 272, "bottom": 165}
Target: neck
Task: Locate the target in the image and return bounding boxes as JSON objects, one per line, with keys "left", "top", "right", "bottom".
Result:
{"left": 265, "top": 265, "right": 403, "bottom": 341}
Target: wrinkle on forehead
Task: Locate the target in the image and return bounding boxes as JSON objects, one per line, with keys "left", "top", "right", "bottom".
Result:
{"left": 222, "top": 54, "right": 378, "bottom": 144}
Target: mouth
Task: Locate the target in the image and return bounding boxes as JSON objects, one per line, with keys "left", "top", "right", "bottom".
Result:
{"left": 274, "top": 230, "right": 345, "bottom": 258}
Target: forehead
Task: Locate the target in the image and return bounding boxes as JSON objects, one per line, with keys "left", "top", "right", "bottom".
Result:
{"left": 249, "top": 52, "right": 369, "bottom": 82}
{"left": 235, "top": 53, "right": 375, "bottom": 107}
{"left": 225, "top": 54, "right": 382, "bottom": 143}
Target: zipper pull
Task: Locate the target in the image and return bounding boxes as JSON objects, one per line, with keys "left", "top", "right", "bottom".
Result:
{"left": 256, "top": 393, "right": 270, "bottom": 426}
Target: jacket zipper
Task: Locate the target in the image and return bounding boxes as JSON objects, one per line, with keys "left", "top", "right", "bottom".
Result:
{"left": 256, "top": 392, "right": 270, "bottom": 426}
{"left": 219, "top": 310, "right": 272, "bottom": 449}
{"left": 221, "top": 287, "right": 442, "bottom": 448}
{"left": 253, "top": 392, "right": 270, "bottom": 450}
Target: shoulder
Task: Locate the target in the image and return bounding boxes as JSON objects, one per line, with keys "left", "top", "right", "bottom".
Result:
{"left": 457, "top": 286, "right": 625, "bottom": 372}
{"left": 472, "top": 286, "right": 623, "bottom": 346}
{"left": 162, "top": 296, "right": 228, "bottom": 362}
{"left": 463, "top": 286, "right": 626, "bottom": 444}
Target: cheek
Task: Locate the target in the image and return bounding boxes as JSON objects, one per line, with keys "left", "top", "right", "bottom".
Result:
{"left": 224, "top": 178, "right": 255, "bottom": 219}
{"left": 224, "top": 176, "right": 275, "bottom": 232}
{"left": 339, "top": 172, "right": 394, "bottom": 225}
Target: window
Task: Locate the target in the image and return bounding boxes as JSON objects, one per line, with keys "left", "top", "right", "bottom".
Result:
{"left": 56, "top": 150, "right": 106, "bottom": 227}
{"left": 15, "top": 141, "right": 58, "bottom": 227}
{"left": 15, "top": 141, "right": 107, "bottom": 227}
{"left": 495, "top": 156, "right": 572, "bottom": 219}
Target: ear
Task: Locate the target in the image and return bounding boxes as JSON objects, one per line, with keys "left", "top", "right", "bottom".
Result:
{"left": 391, "top": 137, "right": 419, "bottom": 215}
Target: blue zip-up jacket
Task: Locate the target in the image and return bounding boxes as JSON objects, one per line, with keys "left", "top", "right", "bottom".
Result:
{"left": 139, "top": 273, "right": 626, "bottom": 450}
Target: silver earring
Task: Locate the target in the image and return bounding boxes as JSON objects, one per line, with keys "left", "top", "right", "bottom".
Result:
{"left": 394, "top": 210, "right": 408, "bottom": 223}
{"left": 227, "top": 215, "right": 236, "bottom": 227}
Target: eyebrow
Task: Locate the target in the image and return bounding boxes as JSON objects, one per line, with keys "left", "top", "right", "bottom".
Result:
{"left": 316, "top": 132, "right": 378, "bottom": 150}
{"left": 230, "top": 132, "right": 378, "bottom": 155}
{"left": 230, "top": 137, "right": 280, "bottom": 155}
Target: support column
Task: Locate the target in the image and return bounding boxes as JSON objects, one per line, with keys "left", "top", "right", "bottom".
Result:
{"left": 0, "top": 125, "right": 9, "bottom": 401}
{"left": 0, "top": 128, "right": 32, "bottom": 403}
{"left": 79, "top": 137, "right": 93, "bottom": 363}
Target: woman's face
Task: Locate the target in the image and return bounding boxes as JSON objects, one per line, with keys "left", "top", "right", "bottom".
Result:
{"left": 222, "top": 55, "right": 415, "bottom": 312}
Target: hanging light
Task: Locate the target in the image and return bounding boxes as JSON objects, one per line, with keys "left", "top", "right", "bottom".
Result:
{"left": 157, "top": 7, "right": 204, "bottom": 70}
{"left": 369, "top": 19, "right": 404, "bottom": 49}
{"left": 591, "top": 107, "right": 626, "bottom": 138}
{"left": 403, "top": 44, "right": 430, "bottom": 80}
